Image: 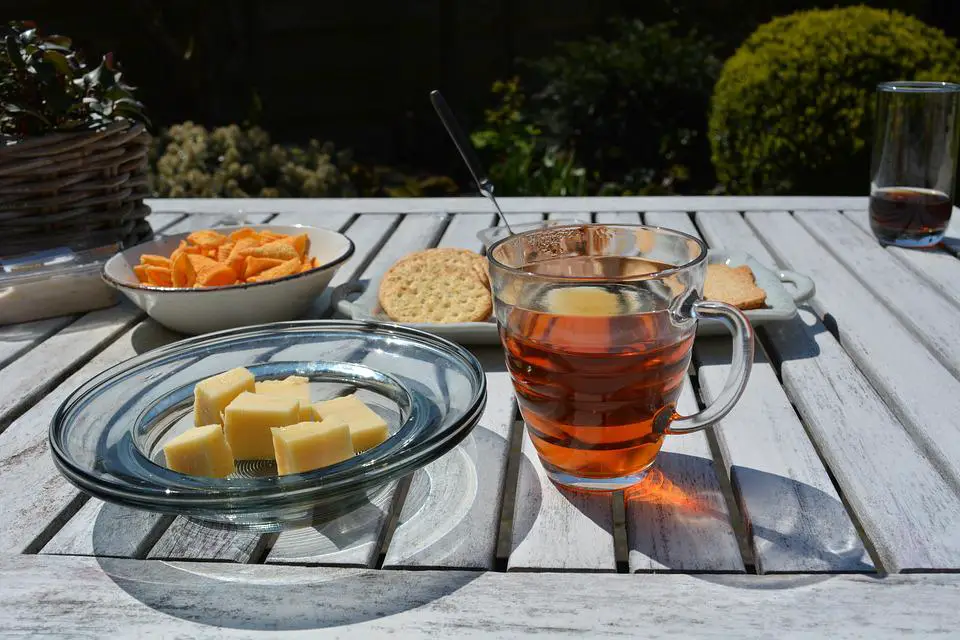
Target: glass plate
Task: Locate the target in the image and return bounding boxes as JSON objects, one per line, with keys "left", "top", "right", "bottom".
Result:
{"left": 49, "top": 320, "right": 487, "bottom": 530}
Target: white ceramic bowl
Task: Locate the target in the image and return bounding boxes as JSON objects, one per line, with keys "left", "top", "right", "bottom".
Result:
{"left": 103, "top": 224, "right": 354, "bottom": 335}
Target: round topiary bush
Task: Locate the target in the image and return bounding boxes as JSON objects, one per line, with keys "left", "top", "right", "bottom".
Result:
{"left": 709, "top": 7, "right": 960, "bottom": 195}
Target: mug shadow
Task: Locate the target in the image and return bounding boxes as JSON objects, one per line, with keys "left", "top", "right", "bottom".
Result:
{"left": 622, "top": 451, "right": 871, "bottom": 576}
{"left": 756, "top": 305, "right": 824, "bottom": 364}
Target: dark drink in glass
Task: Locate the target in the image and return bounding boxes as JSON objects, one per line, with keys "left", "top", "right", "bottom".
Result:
{"left": 869, "top": 82, "right": 960, "bottom": 247}
{"left": 869, "top": 187, "right": 953, "bottom": 245}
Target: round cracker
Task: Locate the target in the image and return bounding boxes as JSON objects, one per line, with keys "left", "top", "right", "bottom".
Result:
{"left": 379, "top": 260, "right": 491, "bottom": 323}
{"left": 393, "top": 248, "right": 486, "bottom": 277}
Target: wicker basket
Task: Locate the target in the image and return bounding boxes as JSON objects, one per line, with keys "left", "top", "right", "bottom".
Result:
{"left": 0, "top": 121, "right": 152, "bottom": 257}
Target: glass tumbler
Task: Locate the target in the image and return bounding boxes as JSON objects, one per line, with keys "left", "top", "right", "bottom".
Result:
{"left": 869, "top": 81, "right": 960, "bottom": 247}
{"left": 487, "top": 224, "right": 754, "bottom": 491}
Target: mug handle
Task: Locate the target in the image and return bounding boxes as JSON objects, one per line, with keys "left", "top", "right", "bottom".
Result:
{"left": 661, "top": 300, "right": 754, "bottom": 435}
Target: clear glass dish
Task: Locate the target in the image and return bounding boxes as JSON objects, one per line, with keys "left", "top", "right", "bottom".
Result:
{"left": 49, "top": 320, "right": 487, "bottom": 530}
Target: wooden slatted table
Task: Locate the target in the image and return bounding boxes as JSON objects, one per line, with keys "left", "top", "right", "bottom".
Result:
{"left": 3, "top": 197, "right": 960, "bottom": 638}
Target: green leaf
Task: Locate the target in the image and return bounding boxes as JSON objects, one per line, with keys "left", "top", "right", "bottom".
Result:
{"left": 5, "top": 35, "right": 26, "bottom": 72}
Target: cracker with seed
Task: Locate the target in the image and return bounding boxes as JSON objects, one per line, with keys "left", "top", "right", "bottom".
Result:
{"left": 704, "top": 263, "right": 767, "bottom": 310}
{"left": 379, "top": 255, "right": 492, "bottom": 323}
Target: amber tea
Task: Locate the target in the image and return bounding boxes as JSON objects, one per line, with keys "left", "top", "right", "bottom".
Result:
{"left": 500, "top": 257, "right": 694, "bottom": 480}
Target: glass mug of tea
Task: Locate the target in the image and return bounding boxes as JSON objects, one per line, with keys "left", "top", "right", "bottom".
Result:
{"left": 487, "top": 224, "right": 754, "bottom": 491}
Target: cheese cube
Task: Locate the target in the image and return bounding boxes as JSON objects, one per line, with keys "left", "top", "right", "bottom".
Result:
{"left": 309, "top": 394, "right": 389, "bottom": 453}
{"left": 163, "top": 424, "right": 235, "bottom": 478}
{"left": 193, "top": 367, "right": 255, "bottom": 427}
{"left": 271, "top": 419, "right": 355, "bottom": 475}
{"left": 223, "top": 392, "right": 300, "bottom": 459}
{"left": 255, "top": 376, "right": 312, "bottom": 420}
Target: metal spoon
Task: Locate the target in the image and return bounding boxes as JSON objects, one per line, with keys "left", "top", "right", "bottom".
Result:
{"left": 429, "top": 90, "right": 515, "bottom": 235}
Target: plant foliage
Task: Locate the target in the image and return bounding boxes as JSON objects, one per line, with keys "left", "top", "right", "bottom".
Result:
{"left": 709, "top": 7, "right": 960, "bottom": 194}
{"left": 0, "top": 20, "right": 148, "bottom": 137}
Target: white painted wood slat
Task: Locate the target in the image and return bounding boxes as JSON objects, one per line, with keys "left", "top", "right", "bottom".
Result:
{"left": 436, "top": 212, "right": 497, "bottom": 253}
{"left": 695, "top": 211, "right": 775, "bottom": 265}
{"left": 382, "top": 348, "right": 515, "bottom": 569}
{"left": 697, "top": 341, "right": 873, "bottom": 573}
{"left": 746, "top": 211, "right": 960, "bottom": 492}
{"left": 148, "top": 518, "right": 268, "bottom": 563}
{"left": 649, "top": 210, "right": 871, "bottom": 573}
{"left": 144, "top": 211, "right": 186, "bottom": 233}
{"left": 642, "top": 211, "right": 698, "bottom": 236}
{"left": 595, "top": 212, "right": 641, "bottom": 224}
{"left": 626, "top": 380, "right": 744, "bottom": 573}
{"left": 41, "top": 498, "right": 173, "bottom": 559}
{"left": 794, "top": 210, "right": 960, "bottom": 379}
{"left": 0, "top": 316, "right": 76, "bottom": 372}
{"left": 508, "top": 431, "right": 617, "bottom": 572}
{"left": 768, "top": 310, "right": 960, "bottom": 571}
{"left": 4, "top": 554, "right": 960, "bottom": 638}
{"left": 0, "top": 319, "right": 181, "bottom": 553}
{"left": 269, "top": 211, "right": 354, "bottom": 231}
{"left": 149, "top": 195, "right": 869, "bottom": 216}
{"left": 0, "top": 302, "right": 142, "bottom": 431}
{"left": 844, "top": 209, "right": 960, "bottom": 311}
{"left": 700, "top": 211, "right": 960, "bottom": 571}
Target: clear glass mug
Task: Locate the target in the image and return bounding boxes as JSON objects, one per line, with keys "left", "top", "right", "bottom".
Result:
{"left": 486, "top": 224, "right": 754, "bottom": 491}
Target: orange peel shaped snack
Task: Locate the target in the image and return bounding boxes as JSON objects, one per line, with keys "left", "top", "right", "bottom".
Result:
{"left": 132, "top": 228, "right": 318, "bottom": 288}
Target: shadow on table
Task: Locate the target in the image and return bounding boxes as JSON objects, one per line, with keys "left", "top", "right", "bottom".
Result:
{"left": 627, "top": 451, "right": 871, "bottom": 576}
{"left": 131, "top": 319, "right": 183, "bottom": 354}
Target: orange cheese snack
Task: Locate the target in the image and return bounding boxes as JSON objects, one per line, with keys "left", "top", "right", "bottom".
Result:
{"left": 132, "top": 227, "right": 319, "bottom": 288}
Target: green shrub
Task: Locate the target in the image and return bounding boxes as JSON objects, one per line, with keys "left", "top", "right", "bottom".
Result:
{"left": 470, "top": 78, "right": 587, "bottom": 197}
{"left": 710, "top": 7, "right": 960, "bottom": 195}
{"left": 471, "top": 20, "right": 720, "bottom": 196}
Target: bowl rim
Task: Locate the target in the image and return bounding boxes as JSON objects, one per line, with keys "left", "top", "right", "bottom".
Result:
{"left": 101, "top": 223, "right": 355, "bottom": 294}
{"left": 48, "top": 319, "right": 488, "bottom": 511}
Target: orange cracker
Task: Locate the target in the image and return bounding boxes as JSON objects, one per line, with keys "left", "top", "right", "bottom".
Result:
{"left": 196, "top": 263, "right": 238, "bottom": 287}
{"left": 278, "top": 233, "right": 309, "bottom": 259}
{"left": 244, "top": 257, "right": 284, "bottom": 279}
{"left": 248, "top": 257, "right": 301, "bottom": 282}
{"left": 171, "top": 252, "right": 196, "bottom": 287}
{"left": 140, "top": 254, "right": 171, "bottom": 268}
{"left": 228, "top": 227, "right": 259, "bottom": 243}
{"left": 241, "top": 240, "right": 299, "bottom": 261}
{"left": 187, "top": 230, "right": 228, "bottom": 248}
{"left": 144, "top": 265, "right": 172, "bottom": 287}
{"left": 216, "top": 242, "right": 235, "bottom": 263}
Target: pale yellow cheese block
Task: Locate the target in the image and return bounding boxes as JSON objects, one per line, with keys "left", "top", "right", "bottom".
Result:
{"left": 193, "top": 367, "right": 255, "bottom": 427}
{"left": 163, "top": 424, "right": 236, "bottom": 478}
{"left": 271, "top": 419, "right": 354, "bottom": 475}
{"left": 309, "top": 394, "right": 389, "bottom": 453}
{"left": 223, "top": 391, "right": 300, "bottom": 459}
{"left": 255, "top": 376, "right": 312, "bottom": 420}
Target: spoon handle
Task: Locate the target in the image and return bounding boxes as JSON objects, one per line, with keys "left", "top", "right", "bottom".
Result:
{"left": 429, "top": 90, "right": 492, "bottom": 193}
